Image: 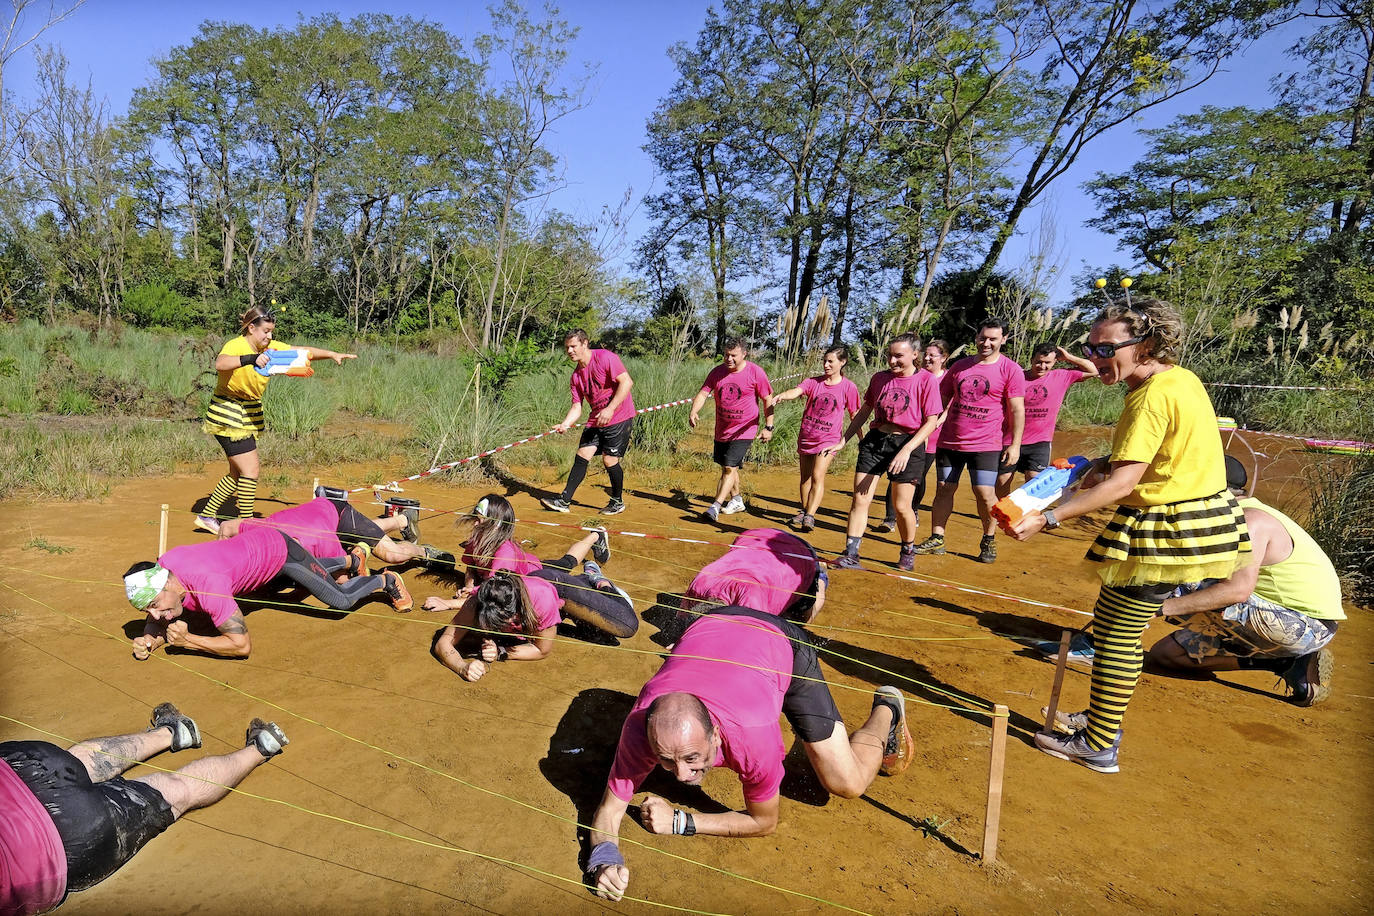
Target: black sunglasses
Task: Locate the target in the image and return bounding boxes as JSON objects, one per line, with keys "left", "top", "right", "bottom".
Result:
{"left": 1081, "top": 336, "right": 1146, "bottom": 359}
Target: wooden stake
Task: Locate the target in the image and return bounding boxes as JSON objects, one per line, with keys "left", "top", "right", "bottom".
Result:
{"left": 158, "top": 504, "right": 169, "bottom": 556}
{"left": 981, "top": 704, "right": 1009, "bottom": 865}
{"left": 1043, "top": 629, "right": 1073, "bottom": 732}
{"left": 312, "top": 476, "right": 319, "bottom": 494}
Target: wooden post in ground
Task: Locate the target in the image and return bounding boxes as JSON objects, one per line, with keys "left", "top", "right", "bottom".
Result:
{"left": 1043, "top": 629, "right": 1073, "bottom": 733}
{"left": 158, "top": 504, "right": 169, "bottom": 556}
{"left": 312, "top": 477, "right": 319, "bottom": 494}
{"left": 473, "top": 362, "right": 482, "bottom": 451}
{"left": 981, "top": 704, "right": 1009, "bottom": 865}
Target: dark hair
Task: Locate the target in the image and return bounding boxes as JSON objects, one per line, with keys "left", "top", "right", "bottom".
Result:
{"left": 722, "top": 336, "right": 747, "bottom": 354}
{"left": 475, "top": 572, "right": 539, "bottom": 637}
{"left": 460, "top": 494, "right": 516, "bottom": 576}
{"left": 822, "top": 344, "right": 849, "bottom": 368}
{"left": 239, "top": 305, "right": 276, "bottom": 333}
{"left": 888, "top": 332, "right": 919, "bottom": 352}
{"left": 1032, "top": 342, "right": 1058, "bottom": 359}
{"left": 564, "top": 328, "right": 589, "bottom": 345}
{"left": 1095, "top": 297, "right": 1183, "bottom": 363}
{"left": 123, "top": 560, "right": 157, "bottom": 578}
{"left": 979, "top": 317, "right": 1009, "bottom": 334}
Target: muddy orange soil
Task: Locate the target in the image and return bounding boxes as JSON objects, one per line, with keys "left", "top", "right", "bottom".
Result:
{"left": 0, "top": 427, "right": 1369, "bottom": 915}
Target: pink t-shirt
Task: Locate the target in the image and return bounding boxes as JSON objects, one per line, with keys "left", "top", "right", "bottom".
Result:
{"left": 864, "top": 370, "right": 944, "bottom": 435}
{"left": 571, "top": 349, "right": 636, "bottom": 427}
{"left": 607, "top": 615, "right": 792, "bottom": 805}
{"left": 925, "top": 370, "right": 947, "bottom": 450}
{"left": 241, "top": 497, "right": 343, "bottom": 558}
{"left": 463, "top": 538, "right": 542, "bottom": 585}
{"left": 687, "top": 529, "right": 816, "bottom": 617}
{"left": 160, "top": 526, "right": 288, "bottom": 626}
{"left": 1021, "top": 368, "right": 1084, "bottom": 445}
{"left": 938, "top": 355, "right": 1026, "bottom": 452}
{"left": 498, "top": 574, "right": 563, "bottom": 636}
{"left": 796, "top": 376, "right": 860, "bottom": 454}
{"left": 702, "top": 362, "right": 773, "bottom": 442}
{"left": 0, "top": 761, "right": 66, "bottom": 916}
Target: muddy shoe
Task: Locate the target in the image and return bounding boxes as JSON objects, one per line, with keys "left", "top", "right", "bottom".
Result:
{"left": 800, "top": 514, "right": 816, "bottom": 532}
{"left": 336, "top": 544, "right": 369, "bottom": 583}
{"left": 383, "top": 571, "right": 413, "bottom": 613}
{"left": 422, "top": 544, "right": 456, "bottom": 572}
{"left": 897, "top": 544, "right": 917, "bottom": 572}
{"left": 150, "top": 702, "right": 202, "bottom": 752}
{"left": 600, "top": 498, "right": 626, "bottom": 516}
{"left": 829, "top": 553, "right": 863, "bottom": 570}
{"left": 1040, "top": 707, "right": 1089, "bottom": 735}
{"left": 872, "top": 687, "right": 913, "bottom": 776}
{"left": 541, "top": 496, "right": 571, "bottom": 513}
{"left": 586, "top": 526, "right": 611, "bottom": 564}
{"left": 977, "top": 534, "right": 997, "bottom": 564}
{"left": 913, "top": 534, "right": 945, "bottom": 556}
{"left": 1279, "top": 648, "right": 1334, "bottom": 707}
{"left": 875, "top": 518, "right": 896, "bottom": 533}
{"left": 384, "top": 497, "right": 421, "bottom": 543}
{"left": 246, "top": 719, "right": 289, "bottom": 758}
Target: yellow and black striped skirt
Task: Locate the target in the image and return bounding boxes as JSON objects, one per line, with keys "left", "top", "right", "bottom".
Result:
{"left": 202, "top": 395, "right": 265, "bottom": 441}
{"left": 1087, "top": 490, "right": 1251, "bottom": 588}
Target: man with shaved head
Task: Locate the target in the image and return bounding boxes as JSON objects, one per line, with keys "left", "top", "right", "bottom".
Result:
{"left": 583, "top": 607, "right": 913, "bottom": 901}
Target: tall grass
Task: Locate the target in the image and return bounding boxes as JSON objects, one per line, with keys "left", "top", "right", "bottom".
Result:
{"left": 1300, "top": 451, "right": 1374, "bottom": 605}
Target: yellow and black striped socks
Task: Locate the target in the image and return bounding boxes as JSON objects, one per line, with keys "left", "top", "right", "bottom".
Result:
{"left": 235, "top": 476, "right": 258, "bottom": 519}
{"left": 203, "top": 474, "right": 236, "bottom": 519}
{"left": 1085, "top": 585, "right": 1166, "bottom": 750}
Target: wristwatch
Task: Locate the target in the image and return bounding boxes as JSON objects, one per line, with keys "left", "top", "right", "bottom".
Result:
{"left": 764, "top": 424, "right": 775, "bottom": 431}
{"left": 1042, "top": 509, "right": 1061, "bottom": 530}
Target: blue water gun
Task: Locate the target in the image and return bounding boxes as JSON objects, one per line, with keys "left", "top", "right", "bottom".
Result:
{"left": 253, "top": 350, "right": 314, "bottom": 378}
{"left": 992, "top": 456, "right": 1094, "bottom": 533}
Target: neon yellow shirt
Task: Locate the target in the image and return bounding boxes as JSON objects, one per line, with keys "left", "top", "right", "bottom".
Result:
{"left": 1240, "top": 498, "right": 1346, "bottom": 620}
{"left": 1111, "top": 366, "right": 1226, "bottom": 507}
{"left": 214, "top": 337, "right": 293, "bottom": 401}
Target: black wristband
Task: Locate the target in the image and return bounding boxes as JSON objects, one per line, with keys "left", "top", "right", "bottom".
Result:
{"left": 239, "top": 353, "right": 258, "bottom": 367}
{"left": 682, "top": 812, "right": 696, "bottom": 836}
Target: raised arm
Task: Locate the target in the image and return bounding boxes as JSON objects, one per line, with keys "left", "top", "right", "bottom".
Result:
{"left": 1057, "top": 346, "right": 1099, "bottom": 379}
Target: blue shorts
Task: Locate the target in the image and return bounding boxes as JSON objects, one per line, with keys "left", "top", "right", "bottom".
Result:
{"left": 935, "top": 448, "right": 1000, "bottom": 488}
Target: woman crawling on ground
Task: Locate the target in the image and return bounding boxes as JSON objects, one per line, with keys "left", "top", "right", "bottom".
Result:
{"left": 429, "top": 572, "right": 560, "bottom": 681}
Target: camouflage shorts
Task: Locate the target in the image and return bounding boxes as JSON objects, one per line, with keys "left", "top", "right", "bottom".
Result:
{"left": 1168, "top": 584, "right": 1338, "bottom": 661}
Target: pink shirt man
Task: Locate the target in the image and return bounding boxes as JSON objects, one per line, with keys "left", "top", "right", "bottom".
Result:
{"left": 1021, "top": 368, "right": 1085, "bottom": 444}
{"left": 160, "top": 526, "right": 289, "bottom": 627}
{"left": 607, "top": 615, "right": 793, "bottom": 805}
{"left": 0, "top": 761, "right": 66, "bottom": 916}
{"left": 571, "top": 349, "right": 637, "bottom": 427}
{"left": 864, "top": 370, "right": 944, "bottom": 434}
{"left": 687, "top": 529, "right": 817, "bottom": 617}
{"left": 796, "top": 376, "right": 860, "bottom": 454}
{"left": 938, "top": 355, "right": 1026, "bottom": 452}
{"left": 702, "top": 362, "right": 773, "bottom": 441}
{"left": 240, "top": 497, "right": 343, "bottom": 558}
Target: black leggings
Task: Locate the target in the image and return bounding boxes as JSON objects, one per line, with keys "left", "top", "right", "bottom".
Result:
{"left": 532, "top": 555, "right": 638, "bottom": 638}
{"left": 883, "top": 450, "right": 938, "bottom": 521}
{"left": 278, "top": 532, "right": 387, "bottom": 610}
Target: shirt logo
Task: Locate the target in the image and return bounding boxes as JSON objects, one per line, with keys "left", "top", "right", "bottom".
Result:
{"left": 718, "top": 382, "right": 745, "bottom": 406}
{"left": 957, "top": 376, "right": 990, "bottom": 402}
{"left": 811, "top": 393, "right": 839, "bottom": 418}
{"left": 1025, "top": 383, "right": 1049, "bottom": 407}
{"left": 877, "top": 388, "right": 911, "bottom": 418}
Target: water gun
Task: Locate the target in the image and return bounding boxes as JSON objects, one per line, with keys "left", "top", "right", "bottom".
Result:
{"left": 253, "top": 349, "right": 314, "bottom": 377}
{"left": 992, "top": 455, "right": 1093, "bottom": 533}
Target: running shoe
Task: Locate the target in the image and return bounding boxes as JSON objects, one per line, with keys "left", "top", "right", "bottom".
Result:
{"left": 829, "top": 553, "right": 863, "bottom": 570}
{"left": 1029, "top": 632, "right": 1095, "bottom": 664}
{"left": 1039, "top": 707, "right": 1089, "bottom": 735}
{"left": 383, "top": 570, "right": 413, "bottom": 613}
{"left": 721, "top": 496, "right": 746, "bottom": 515}
{"left": 1034, "top": 728, "right": 1120, "bottom": 774}
{"left": 897, "top": 545, "right": 917, "bottom": 572}
{"left": 336, "top": 544, "right": 369, "bottom": 583}
{"left": 912, "top": 534, "right": 945, "bottom": 555}
{"left": 872, "top": 687, "right": 913, "bottom": 776}
{"left": 194, "top": 515, "right": 221, "bottom": 535}
{"left": 245, "top": 718, "right": 289, "bottom": 758}
{"left": 800, "top": 514, "right": 815, "bottom": 532}
{"left": 150, "top": 702, "right": 202, "bottom": 752}
{"left": 875, "top": 518, "right": 896, "bottom": 533}
{"left": 600, "top": 498, "right": 626, "bottom": 516}
{"left": 422, "top": 544, "right": 456, "bottom": 572}
{"left": 1279, "top": 647, "right": 1334, "bottom": 707}
{"left": 789, "top": 511, "right": 807, "bottom": 527}
{"left": 384, "top": 497, "right": 421, "bottom": 543}
{"left": 542, "top": 496, "right": 572, "bottom": 513}
{"left": 977, "top": 534, "right": 997, "bottom": 564}
{"left": 586, "top": 526, "right": 611, "bottom": 564}
{"left": 703, "top": 503, "right": 720, "bottom": 522}
{"left": 582, "top": 559, "right": 605, "bottom": 585}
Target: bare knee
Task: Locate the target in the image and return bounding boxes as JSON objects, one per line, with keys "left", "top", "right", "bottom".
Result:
{"left": 1147, "top": 635, "right": 1192, "bottom": 669}
{"left": 818, "top": 771, "right": 867, "bottom": 799}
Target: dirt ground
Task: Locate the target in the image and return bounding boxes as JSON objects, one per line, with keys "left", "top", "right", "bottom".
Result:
{"left": 1, "top": 426, "right": 1369, "bottom": 915}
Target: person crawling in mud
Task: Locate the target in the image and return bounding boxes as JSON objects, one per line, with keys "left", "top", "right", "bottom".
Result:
{"left": 123, "top": 525, "right": 412, "bottom": 659}
{"left": 676, "top": 527, "right": 828, "bottom": 632}
{"left": 583, "top": 608, "right": 912, "bottom": 902}
{"left": 1, "top": 702, "right": 287, "bottom": 914}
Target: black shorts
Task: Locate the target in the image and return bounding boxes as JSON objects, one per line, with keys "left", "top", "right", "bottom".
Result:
{"left": 855, "top": 429, "right": 927, "bottom": 483}
{"left": 1, "top": 740, "right": 175, "bottom": 893}
{"left": 330, "top": 500, "right": 385, "bottom": 549}
{"left": 700, "top": 607, "right": 841, "bottom": 743}
{"left": 935, "top": 448, "right": 1000, "bottom": 488}
{"left": 578, "top": 417, "right": 634, "bottom": 458}
{"left": 214, "top": 434, "right": 258, "bottom": 457}
{"left": 713, "top": 438, "right": 753, "bottom": 468}
{"left": 1005, "top": 440, "right": 1052, "bottom": 476}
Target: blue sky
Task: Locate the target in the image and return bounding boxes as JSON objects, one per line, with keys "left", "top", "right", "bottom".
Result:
{"left": 5, "top": 1, "right": 1312, "bottom": 309}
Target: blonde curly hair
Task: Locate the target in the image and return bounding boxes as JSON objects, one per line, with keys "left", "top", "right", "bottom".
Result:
{"left": 1095, "top": 297, "right": 1183, "bottom": 364}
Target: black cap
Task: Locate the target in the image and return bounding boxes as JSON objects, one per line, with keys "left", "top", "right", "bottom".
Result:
{"left": 1224, "top": 455, "right": 1248, "bottom": 492}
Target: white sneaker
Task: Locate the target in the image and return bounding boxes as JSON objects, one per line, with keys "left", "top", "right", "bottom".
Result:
{"left": 722, "top": 496, "right": 746, "bottom": 515}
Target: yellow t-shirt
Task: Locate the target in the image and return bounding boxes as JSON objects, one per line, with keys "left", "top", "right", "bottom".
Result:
{"left": 214, "top": 337, "right": 294, "bottom": 401}
{"left": 1240, "top": 497, "right": 1346, "bottom": 620}
{"left": 1111, "top": 366, "right": 1226, "bottom": 506}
